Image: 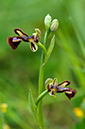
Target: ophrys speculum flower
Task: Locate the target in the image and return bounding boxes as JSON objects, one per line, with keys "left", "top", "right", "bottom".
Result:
{"left": 45, "top": 78, "right": 77, "bottom": 100}
{"left": 7, "top": 28, "right": 41, "bottom": 52}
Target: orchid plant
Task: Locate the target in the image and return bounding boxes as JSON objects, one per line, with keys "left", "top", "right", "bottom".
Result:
{"left": 7, "top": 14, "right": 77, "bottom": 129}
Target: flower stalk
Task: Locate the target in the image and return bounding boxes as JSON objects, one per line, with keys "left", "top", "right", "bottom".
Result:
{"left": 35, "top": 90, "right": 48, "bottom": 106}
{"left": 37, "top": 42, "right": 47, "bottom": 55}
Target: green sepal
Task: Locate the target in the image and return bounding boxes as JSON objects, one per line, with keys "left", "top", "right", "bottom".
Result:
{"left": 52, "top": 78, "right": 58, "bottom": 86}
{"left": 43, "top": 35, "right": 55, "bottom": 65}
{"left": 28, "top": 89, "right": 40, "bottom": 128}
{"left": 45, "top": 78, "right": 52, "bottom": 90}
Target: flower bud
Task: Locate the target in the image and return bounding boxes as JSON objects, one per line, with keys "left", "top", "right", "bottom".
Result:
{"left": 50, "top": 19, "right": 59, "bottom": 32}
{"left": 44, "top": 14, "right": 52, "bottom": 30}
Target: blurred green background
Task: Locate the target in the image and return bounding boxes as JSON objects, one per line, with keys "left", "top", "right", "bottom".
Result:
{"left": 0, "top": 0, "right": 85, "bottom": 129}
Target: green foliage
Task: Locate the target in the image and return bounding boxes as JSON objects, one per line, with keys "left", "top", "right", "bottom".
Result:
{"left": 29, "top": 89, "right": 41, "bottom": 129}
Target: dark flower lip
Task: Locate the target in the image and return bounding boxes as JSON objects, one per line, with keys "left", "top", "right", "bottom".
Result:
{"left": 56, "top": 87, "right": 77, "bottom": 100}
{"left": 7, "top": 37, "right": 21, "bottom": 50}
{"left": 65, "top": 89, "right": 77, "bottom": 100}
{"left": 56, "top": 81, "right": 77, "bottom": 100}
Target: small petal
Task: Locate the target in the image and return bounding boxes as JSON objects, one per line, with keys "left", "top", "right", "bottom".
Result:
{"left": 49, "top": 91, "right": 56, "bottom": 97}
{"left": 34, "top": 28, "right": 41, "bottom": 37}
{"left": 32, "top": 28, "right": 41, "bottom": 43}
{"left": 7, "top": 37, "right": 22, "bottom": 50}
{"left": 45, "top": 78, "right": 56, "bottom": 94}
{"left": 45, "top": 78, "right": 53, "bottom": 88}
{"left": 30, "top": 42, "right": 38, "bottom": 52}
{"left": 52, "top": 78, "right": 58, "bottom": 86}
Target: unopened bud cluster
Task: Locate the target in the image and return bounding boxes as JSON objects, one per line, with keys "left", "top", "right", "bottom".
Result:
{"left": 44, "top": 14, "right": 59, "bottom": 32}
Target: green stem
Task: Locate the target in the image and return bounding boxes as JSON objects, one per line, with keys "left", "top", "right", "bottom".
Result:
{"left": 38, "top": 31, "right": 50, "bottom": 95}
{"left": 38, "top": 42, "right": 47, "bottom": 55}
{"left": 38, "top": 29, "right": 50, "bottom": 129}
{"left": 38, "top": 54, "right": 44, "bottom": 95}
{"left": 35, "top": 90, "right": 48, "bottom": 106}
{"left": 38, "top": 52, "right": 44, "bottom": 129}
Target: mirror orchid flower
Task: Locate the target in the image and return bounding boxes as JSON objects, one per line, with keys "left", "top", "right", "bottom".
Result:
{"left": 45, "top": 78, "right": 77, "bottom": 100}
{"left": 7, "top": 28, "right": 41, "bottom": 52}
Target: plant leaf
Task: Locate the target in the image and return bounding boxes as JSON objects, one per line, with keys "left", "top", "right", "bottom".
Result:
{"left": 28, "top": 89, "right": 40, "bottom": 128}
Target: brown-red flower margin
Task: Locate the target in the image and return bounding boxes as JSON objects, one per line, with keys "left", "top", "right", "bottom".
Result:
{"left": 7, "top": 28, "right": 41, "bottom": 52}
{"left": 45, "top": 78, "right": 77, "bottom": 100}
